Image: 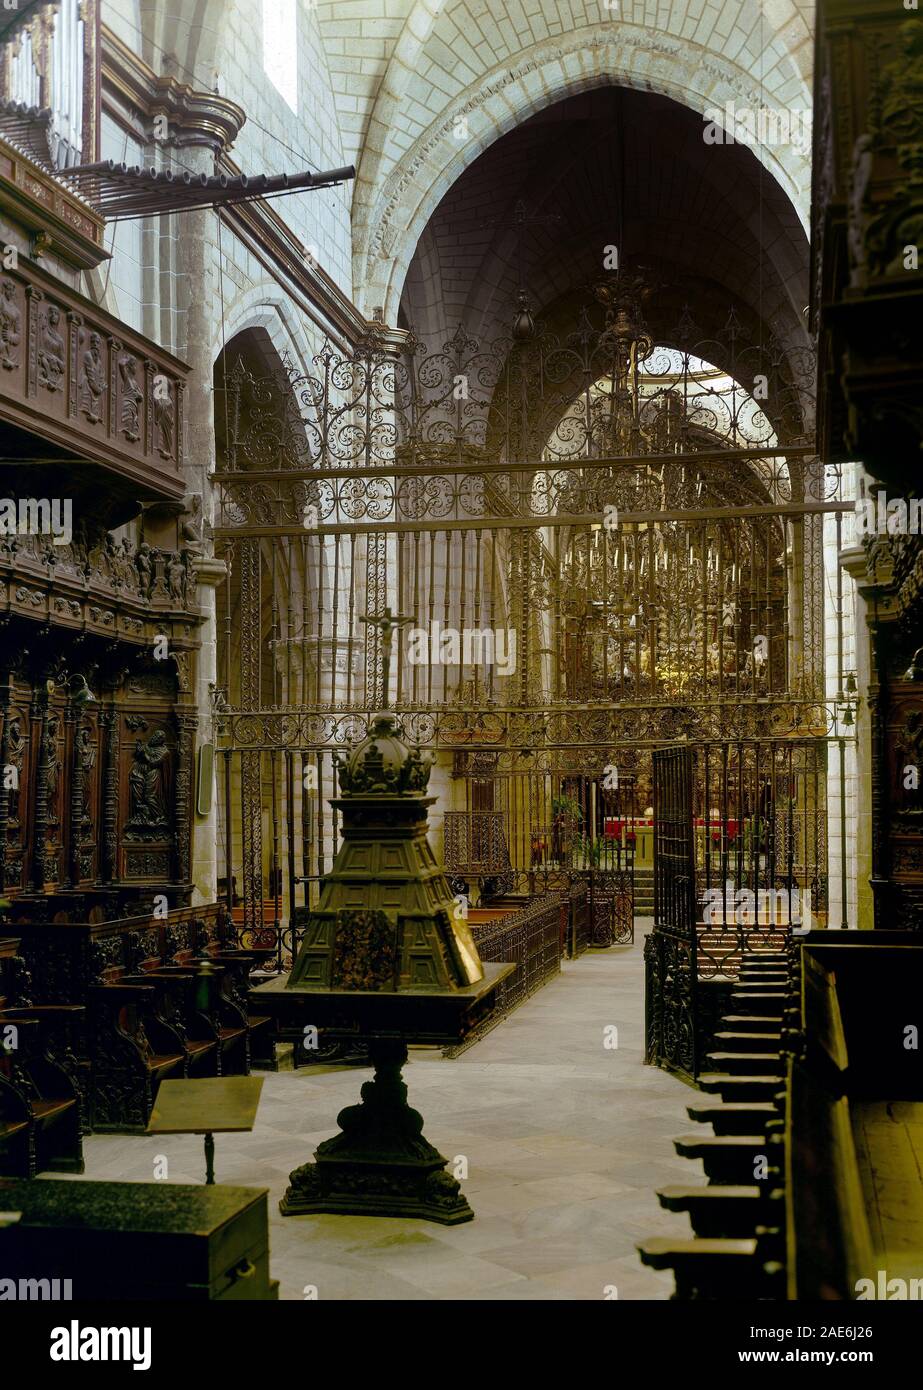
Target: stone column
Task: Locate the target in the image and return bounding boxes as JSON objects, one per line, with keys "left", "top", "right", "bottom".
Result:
{"left": 163, "top": 143, "right": 225, "bottom": 906}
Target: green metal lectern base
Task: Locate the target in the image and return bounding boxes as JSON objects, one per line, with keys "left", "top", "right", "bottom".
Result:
{"left": 280, "top": 1038, "right": 472, "bottom": 1224}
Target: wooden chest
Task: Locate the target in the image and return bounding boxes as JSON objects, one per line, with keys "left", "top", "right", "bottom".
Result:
{"left": 0, "top": 1179, "right": 277, "bottom": 1300}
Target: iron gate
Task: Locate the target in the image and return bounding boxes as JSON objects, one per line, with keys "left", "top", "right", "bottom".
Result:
{"left": 645, "top": 738, "right": 827, "bottom": 1080}
{"left": 646, "top": 746, "right": 697, "bottom": 1078}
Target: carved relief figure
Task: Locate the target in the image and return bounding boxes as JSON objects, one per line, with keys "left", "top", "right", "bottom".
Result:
{"left": 879, "top": 22, "right": 923, "bottom": 145}
{"left": 119, "top": 537, "right": 138, "bottom": 589}
{"left": 118, "top": 353, "right": 143, "bottom": 440}
{"left": 43, "top": 713, "right": 60, "bottom": 825}
{"left": 77, "top": 727, "right": 96, "bottom": 826}
{"left": 180, "top": 494, "right": 204, "bottom": 551}
{"left": 153, "top": 377, "right": 175, "bottom": 456}
{"left": 127, "top": 730, "right": 169, "bottom": 829}
{"left": 897, "top": 709, "right": 923, "bottom": 818}
{"left": 100, "top": 533, "right": 123, "bottom": 587}
{"left": 182, "top": 550, "right": 197, "bottom": 600}
{"left": 847, "top": 134, "right": 874, "bottom": 288}
{"left": 37, "top": 304, "right": 66, "bottom": 390}
{"left": 79, "top": 332, "right": 106, "bottom": 422}
{"left": 166, "top": 551, "right": 186, "bottom": 603}
{"left": 0, "top": 279, "right": 21, "bottom": 370}
{"left": 135, "top": 541, "right": 154, "bottom": 598}
{"left": 5, "top": 715, "right": 25, "bottom": 824}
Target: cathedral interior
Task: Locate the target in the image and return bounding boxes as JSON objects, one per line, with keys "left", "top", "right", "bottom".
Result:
{"left": 0, "top": 0, "right": 921, "bottom": 1353}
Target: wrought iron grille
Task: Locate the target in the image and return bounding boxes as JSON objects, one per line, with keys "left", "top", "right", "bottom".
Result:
{"left": 210, "top": 286, "right": 838, "bottom": 960}
{"left": 646, "top": 745, "right": 698, "bottom": 1078}
{"left": 645, "top": 738, "right": 824, "bottom": 1082}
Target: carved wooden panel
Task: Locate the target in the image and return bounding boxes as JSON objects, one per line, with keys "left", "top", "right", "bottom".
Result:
{"left": 0, "top": 694, "right": 31, "bottom": 892}
{"left": 0, "top": 258, "right": 187, "bottom": 496}
{"left": 0, "top": 663, "right": 194, "bottom": 912}
{"left": 884, "top": 679, "right": 923, "bottom": 928}
{"left": 118, "top": 709, "right": 175, "bottom": 885}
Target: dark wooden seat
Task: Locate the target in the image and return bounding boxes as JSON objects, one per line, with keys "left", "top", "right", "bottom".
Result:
{"left": 88, "top": 981, "right": 185, "bottom": 1132}
{"left": 642, "top": 935, "right": 923, "bottom": 1300}
{"left": 0, "top": 1117, "right": 30, "bottom": 1137}
{"left": 674, "top": 1132, "right": 781, "bottom": 1184}
{"left": 657, "top": 1185, "right": 774, "bottom": 1237}
{"left": 637, "top": 1235, "right": 772, "bottom": 1299}
{"left": 698, "top": 1072, "right": 784, "bottom": 1100}
{"left": 5, "top": 903, "right": 276, "bottom": 1128}
{"left": 686, "top": 1101, "right": 778, "bottom": 1135}
{"left": 0, "top": 1014, "right": 84, "bottom": 1178}
{"left": 704, "top": 1050, "right": 781, "bottom": 1076}
{"left": 150, "top": 1054, "right": 185, "bottom": 1074}
{"left": 135, "top": 962, "right": 250, "bottom": 1075}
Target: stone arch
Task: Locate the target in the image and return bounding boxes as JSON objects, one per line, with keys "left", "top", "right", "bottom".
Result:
{"left": 354, "top": 27, "right": 812, "bottom": 324}
{"left": 209, "top": 291, "right": 319, "bottom": 381}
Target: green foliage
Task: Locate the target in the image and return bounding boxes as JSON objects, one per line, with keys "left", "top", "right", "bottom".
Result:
{"left": 551, "top": 794, "right": 583, "bottom": 825}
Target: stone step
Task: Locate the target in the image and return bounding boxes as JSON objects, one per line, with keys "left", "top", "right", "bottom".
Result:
{"left": 729, "top": 992, "right": 786, "bottom": 1013}
{"left": 719, "top": 1014, "right": 784, "bottom": 1031}
{"left": 713, "top": 1030, "right": 782, "bottom": 1052}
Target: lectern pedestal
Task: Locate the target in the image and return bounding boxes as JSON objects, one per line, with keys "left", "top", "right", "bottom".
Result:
{"left": 255, "top": 962, "right": 513, "bottom": 1223}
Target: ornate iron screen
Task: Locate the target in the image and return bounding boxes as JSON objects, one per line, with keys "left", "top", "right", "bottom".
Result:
{"left": 645, "top": 738, "right": 825, "bottom": 1082}
{"left": 646, "top": 746, "right": 697, "bottom": 1078}
{"left": 210, "top": 280, "right": 839, "bottom": 968}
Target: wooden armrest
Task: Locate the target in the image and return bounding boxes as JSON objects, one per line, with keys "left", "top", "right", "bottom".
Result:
{"left": 148, "top": 965, "right": 226, "bottom": 977}
{"left": 122, "top": 971, "right": 188, "bottom": 981}
{"left": 0, "top": 1005, "right": 85, "bottom": 1019}
{"left": 89, "top": 982, "right": 156, "bottom": 998}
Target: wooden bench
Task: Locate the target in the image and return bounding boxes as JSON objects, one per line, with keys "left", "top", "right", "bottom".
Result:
{"left": 88, "top": 980, "right": 186, "bottom": 1132}
{"left": 638, "top": 940, "right": 794, "bottom": 1295}
{"left": 6, "top": 903, "right": 267, "bottom": 1132}
{"left": 640, "top": 931, "right": 923, "bottom": 1299}
{"left": 0, "top": 1012, "right": 84, "bottom": 1178}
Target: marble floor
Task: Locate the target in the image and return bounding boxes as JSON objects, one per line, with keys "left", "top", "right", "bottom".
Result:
{"left": 58, "top": 924, "right": 703, "bottom": 1300}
